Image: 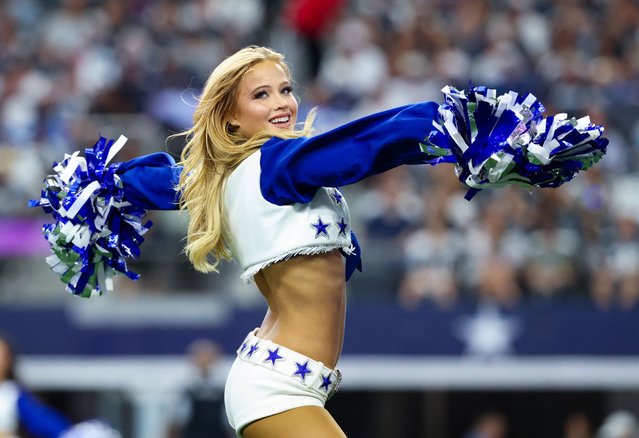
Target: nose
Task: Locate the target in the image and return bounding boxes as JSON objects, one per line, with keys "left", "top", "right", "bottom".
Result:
{"left": 273, "top": 94, "right": 289, "bottom": 111}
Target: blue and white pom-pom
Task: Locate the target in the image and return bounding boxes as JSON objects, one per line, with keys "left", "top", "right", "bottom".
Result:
{"left": 29, "top": 135, "right": 151, "bottom": 298}
{"left": 423, "top": 85, "right": 609, "bottom": 200}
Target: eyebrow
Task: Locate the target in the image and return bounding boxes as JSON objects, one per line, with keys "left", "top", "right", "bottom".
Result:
{"left": 249, "top": 81, "right": 291, "bottom": 94}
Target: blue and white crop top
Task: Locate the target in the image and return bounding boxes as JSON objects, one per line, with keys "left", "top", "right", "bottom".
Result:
{"left": 225, "top": 150, "right": 355, "bottom": 283}
{"left": 118, "top": 101, "right": 440, "bottom": 281}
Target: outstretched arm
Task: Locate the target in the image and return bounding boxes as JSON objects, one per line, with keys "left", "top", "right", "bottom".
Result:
{"left": 260, "top": 101, "right": 439, "bottom": 205}
{"left": 115, "top": 102, "right": 438, "bottom": 209}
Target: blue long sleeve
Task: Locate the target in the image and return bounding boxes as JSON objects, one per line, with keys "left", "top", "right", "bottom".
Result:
{"left": 115, "top": 102, "right": 437, "bottom": 210}
{"left": 17, "top": 390, "right": 72, "bottom": 438}
{"left": 117, "top": 152, "right": 182, "bottom": 210}
{"left": 259, "top": 101, "right": 439, "bottom": 205}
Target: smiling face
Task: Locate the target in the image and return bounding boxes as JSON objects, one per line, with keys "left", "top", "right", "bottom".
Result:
{"left": 232, "top": 60, "right": 298, "bottom": 139}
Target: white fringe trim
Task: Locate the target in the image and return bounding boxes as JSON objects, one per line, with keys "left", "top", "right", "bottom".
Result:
{"left": 240, "top": 244, "right": 352, "bottom": 284}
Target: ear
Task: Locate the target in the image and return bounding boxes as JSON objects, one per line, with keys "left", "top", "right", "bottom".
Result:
{"left": 228, "top": 114, "right": 239, "bottom": 126}
{"left": 227, "top": 119, "right": 239, "bottom": 132}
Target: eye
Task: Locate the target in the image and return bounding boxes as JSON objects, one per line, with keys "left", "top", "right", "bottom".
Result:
{"left": 254, "top": 90, "right": 268, "bottom": 99}
{"left": 282, "top": 86, "right": 293, "bottom": 95}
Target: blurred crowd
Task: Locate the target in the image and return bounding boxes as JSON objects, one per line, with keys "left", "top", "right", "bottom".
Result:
{"left": 463, "top": 409, "right": 639, "bottom": 438}
{"left": 1, "top": 0, "right": 638, "bottom": 309}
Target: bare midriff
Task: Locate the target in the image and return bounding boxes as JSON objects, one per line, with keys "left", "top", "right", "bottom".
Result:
{"left": 253, "top": 250, "right": 346, "bottom": 369}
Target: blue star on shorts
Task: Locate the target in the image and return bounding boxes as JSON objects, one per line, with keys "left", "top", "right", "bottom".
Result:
{"left": 246, "top": 343, "right": 259, "bottom": 358}
{"left": 293, "top": 361, "right": 312, "bottom": 382}
{"left": 264, "top": 347, "right": 284, "bottom": 366}
{"left": 320, "top": 374, "right": 333, "bottom": 392}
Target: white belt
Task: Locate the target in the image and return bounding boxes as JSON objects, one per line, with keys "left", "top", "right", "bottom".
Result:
{"left": 236, "top": 329, "right": 342, "bottom": 399}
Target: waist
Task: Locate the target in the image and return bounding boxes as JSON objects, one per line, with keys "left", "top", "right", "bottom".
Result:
{"left": 237, "top": 329, "right": 342, "bottom": 399}
{"left": 255, "top": 251, "right": 347, "bottom": 367}
{"left": 257, "top": 319, "right": 343, "bottom": 368}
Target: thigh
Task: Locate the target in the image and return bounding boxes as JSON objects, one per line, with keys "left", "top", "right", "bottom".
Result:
{"left": 242, "top": 406, "right": 347, "bottom": 438}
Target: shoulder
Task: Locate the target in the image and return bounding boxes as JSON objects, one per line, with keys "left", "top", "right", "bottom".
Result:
{"left": 225, "top": 150, "right": 263, "bottom": 207}
{"left": 236, "top": 149, "right": 262, "bottom": 170}
{"left": 228, "top": 150, "right": 261, "bottom": 183}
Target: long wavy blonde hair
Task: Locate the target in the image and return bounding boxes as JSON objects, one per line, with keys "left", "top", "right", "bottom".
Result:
{"left": 177, "top": 46, "right": 315, "bottom": 273}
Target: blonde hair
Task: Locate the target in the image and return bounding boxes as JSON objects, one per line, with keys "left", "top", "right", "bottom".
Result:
{"left": 177, "top": 46, "right": 315, "bottom": 273}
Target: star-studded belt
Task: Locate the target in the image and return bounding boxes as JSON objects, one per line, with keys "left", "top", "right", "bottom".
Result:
{"left": 236, "top": 329, "right": 342, "bottom": 399}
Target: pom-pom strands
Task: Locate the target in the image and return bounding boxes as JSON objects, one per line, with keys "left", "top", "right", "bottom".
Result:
{"left": 29, "top": 136, "right": 152, "bottom": 298}
{"left": 423, "top": 86, "right": 609, "bottom": 200}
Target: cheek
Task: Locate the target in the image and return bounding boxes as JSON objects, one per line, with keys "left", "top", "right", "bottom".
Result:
{"left": 249, "top": 102, "right": 272, "bottom": 120}
{"left": 238, "top": 103, "right": 273, "bottom": 136}
{"left": 238, "top": 104, "right": 263, "bottom": 127}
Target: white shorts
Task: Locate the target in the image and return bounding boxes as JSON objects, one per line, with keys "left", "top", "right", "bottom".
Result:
{"left": 224, "top": 329, "right": 342, "bottom": 437}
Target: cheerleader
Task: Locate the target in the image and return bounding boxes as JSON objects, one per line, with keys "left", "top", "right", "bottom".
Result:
{"left": 32, "top": 46, "right": 607, "bottom": 437}
{"left": 0, "top": 336, "right": 119, "bottom": 438}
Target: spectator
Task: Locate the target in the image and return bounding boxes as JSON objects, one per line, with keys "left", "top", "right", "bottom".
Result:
{"left": 521, "top": 192, "right": 581, "bottom": 299}
{"left": 316, "top": 17, "right": 389, "bottom": 110}
{"left": 476, "top": 255, "right": 522, "bottom": 308}
{"left": 591, "top": 214, "right": 639, "bottom": 310}
{"left": 0, "top": 334, "right": 120, "bottom": 438}
{"left": 284, "top": 0, "right": 346, "bottom": 81}
{"left": 351, "top": 167, "right": 422, "bottom": 298}
{"left": 399, "top": 190, "right": 462, "bottom": 309}
{"left": 464, "top": 411, "right": 509, "bottom": 438}
{"left": 166, "top": 339, "right": 232, "bottom": 438}
{"left": 563, "top": 412, "right": 594, "bottom": 438}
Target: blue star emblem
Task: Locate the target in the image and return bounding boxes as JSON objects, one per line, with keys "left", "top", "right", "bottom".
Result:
{"left": 239, "top": 342, "right": 248, "bottom": 353}
{"left": 337, "top": 217, "right": 348, "bottom": 237}
{"left": 311, "top": 217, "right": 330, "bottom": 238}
{"left": 293, "top": 361, "right": 312, "bottom": 382}
{"left": 332, "top": 190, "right": 343, "bottom": 205}
{"left": 264, "top": 347, "right": 284, "bottom": 366}
{"left": 320, "top": 374, "right": 333, "bottom": 392}
{"left": 246, "top": 343, "right": 259, "bottom": 358}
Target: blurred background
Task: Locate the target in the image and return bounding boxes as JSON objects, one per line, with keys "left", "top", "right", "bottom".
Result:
{"left": 1, "top": 0, "right": 639, "bottom": 437}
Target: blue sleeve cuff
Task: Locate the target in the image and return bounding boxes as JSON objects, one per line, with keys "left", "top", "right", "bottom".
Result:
{"left": 117, "top": 152, "right": 182, "bottom": 210}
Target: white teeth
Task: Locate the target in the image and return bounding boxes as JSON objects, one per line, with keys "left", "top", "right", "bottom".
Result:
{"left": 269, "top": 116, "right": 289, "bottom": 124}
